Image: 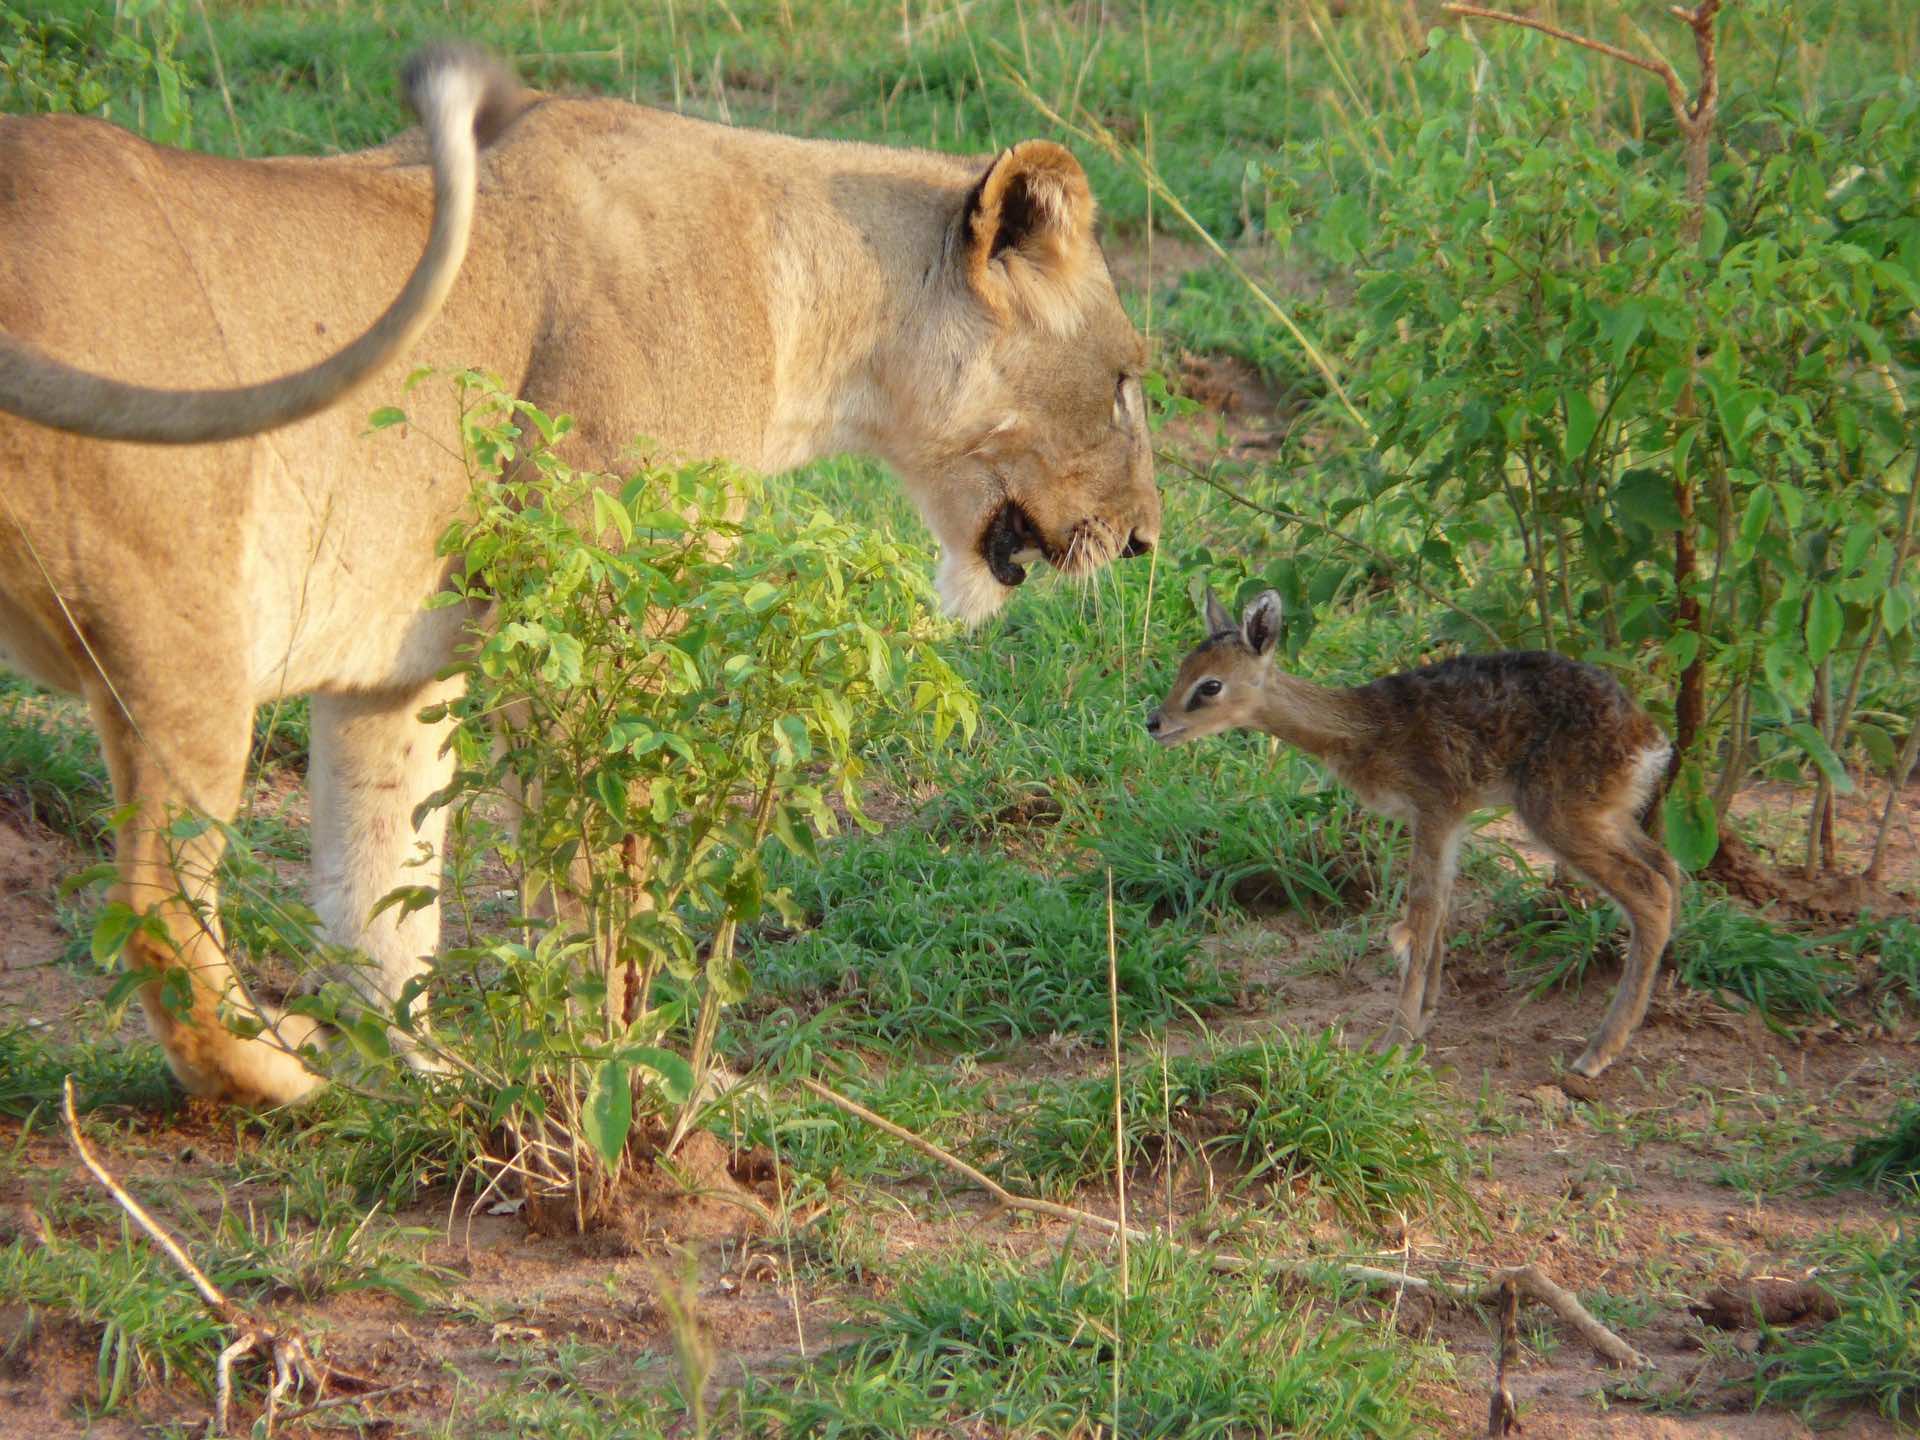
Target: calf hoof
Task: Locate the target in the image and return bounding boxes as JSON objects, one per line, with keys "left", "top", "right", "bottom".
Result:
{"left": 1374, "top": 1024, "right": 1418, "bottom": 1056}
{"left": 1568, "top": 1043, "right": 1615, "bottom": 1080}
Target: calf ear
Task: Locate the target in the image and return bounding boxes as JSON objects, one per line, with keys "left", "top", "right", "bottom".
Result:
{"left": 959, "top": 141, "right": 1096, "bottom": 331}
{"left": 1202, "top": 587, "right": 1234, "bottom": 638}
{"left": 1242, "top": 590, "right": 1283, "bottom": 657}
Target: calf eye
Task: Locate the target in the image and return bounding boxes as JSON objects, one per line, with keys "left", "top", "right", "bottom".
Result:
{"left": 1186, "top": 678, "right": 1223, "bottom": 710}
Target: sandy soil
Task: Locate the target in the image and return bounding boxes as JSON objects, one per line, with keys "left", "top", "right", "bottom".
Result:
{"left": 1, "top": 783, "right": 1915, "bottom": 1437}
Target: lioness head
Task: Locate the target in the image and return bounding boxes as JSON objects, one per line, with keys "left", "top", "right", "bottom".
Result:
{"left": 879, "top": 141, "right": 1161, "bottom": 625}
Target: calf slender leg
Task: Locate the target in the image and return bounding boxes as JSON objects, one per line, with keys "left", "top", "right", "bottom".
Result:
{"left": 1418, "top": 830, "right": 1462, "bottom": 1025}
{"left": 1526, "top": 807, "right": 1677, "bottom": 1078}
{"left": 1380, "top": 818, "right": 1460, "bottom": 1051}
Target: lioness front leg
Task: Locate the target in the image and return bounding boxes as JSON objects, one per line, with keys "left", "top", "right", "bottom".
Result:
{"left": 308, "top": 679, "right": 462, "bottom": 1070}
{"left": 90, "top": 681, "right": 323, "bottom": 1105}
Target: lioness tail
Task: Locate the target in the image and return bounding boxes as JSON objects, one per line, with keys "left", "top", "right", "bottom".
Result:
{"left": 0, "top": 44, "right": 523, "bottom": 445}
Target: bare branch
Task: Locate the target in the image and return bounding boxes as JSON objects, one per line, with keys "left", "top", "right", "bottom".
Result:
{"left": 60, "top": 1077, "right": 375, "bottom": 1435}
{"left": 1440, "top": 3, "right": 1687, "bottom": 116}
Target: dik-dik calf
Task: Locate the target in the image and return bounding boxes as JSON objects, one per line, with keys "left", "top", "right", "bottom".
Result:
{"left": 1148, "top": 589, "right": 1679, "bottom": 1078}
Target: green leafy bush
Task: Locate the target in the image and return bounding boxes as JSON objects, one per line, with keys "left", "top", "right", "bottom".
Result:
{"left": 1249, "top": 23, "right": 1920, "bottom": 871}
{"left": 325, "top": 375, "right": 975, "bottom": 1224}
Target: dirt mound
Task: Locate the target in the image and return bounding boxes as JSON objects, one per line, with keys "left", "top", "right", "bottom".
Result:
{"left": 523, "top": 1129, "right": 777, "bottom": 1253}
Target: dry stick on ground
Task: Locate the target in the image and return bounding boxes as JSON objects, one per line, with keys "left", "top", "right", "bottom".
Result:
{"left": 797, "top": 1077, "right": 1649, "bottom": 1370}
{"left": 59, "top": 1076, "right": 380, "bottom": 1436}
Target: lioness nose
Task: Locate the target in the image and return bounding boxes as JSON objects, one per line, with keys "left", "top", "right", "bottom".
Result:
{"left": 1122, "top": 530, "right": 1154, "bottom": 559}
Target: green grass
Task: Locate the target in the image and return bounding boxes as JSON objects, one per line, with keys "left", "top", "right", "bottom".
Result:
{"left": 0, "top": 1226, "right": 230, "bottom": 1414}
{"left": 1488, "top": 874, "right": 1852, "bottom": 1024}
{"left": 1756, "top": 1227, "right": 1920, "bottom": 1423}
{"left": 0, "top": 1025, "right": 177, "bottom": 1121}
{"left": 1825, "top": 1101, "right": 1920, "bottom": 1200}
{"left": 726, "top": 1064, "right": 991, "bottom": 1196}
{"left": 743, "top": 1241, "right": 1430, "bottom": 1438}
{"left": 0, "top": 681, "right": 109, "bottom": 843}
{"left": 0, "top": 1210, "right": 444, "bottom": 1417}
{"left": 751, "top": 831, "right": 1228, "bottom": 1049}
{"left": 1674, "top": 892, "right": 1850, "bottom": 1020}
{"left": 1000, "top": 1032, "right": 1470, "bottom": 1227}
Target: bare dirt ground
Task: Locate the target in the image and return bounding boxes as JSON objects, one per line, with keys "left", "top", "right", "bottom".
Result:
{"left": 1, "top": 778, "right": 1916, "bottom": 1438}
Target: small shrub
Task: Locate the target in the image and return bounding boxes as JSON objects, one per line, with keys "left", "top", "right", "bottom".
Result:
{"left": 322, "top": 374, "right": 977, "bottom": 1227}
{"left": 1756, "top": 1227, "right": 1920, "bottom": 1422}
{"left": 743, "top": 1242, "right": 1429, "bottom": 1438}
{"left": 1002, "top": 1032, "right": 1470, "bottom": 1227}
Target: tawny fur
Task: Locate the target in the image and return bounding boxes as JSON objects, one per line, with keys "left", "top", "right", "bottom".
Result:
{"left": 1149, "top": 590, "right": 1678, "bottom": 1079}
{"left": 0, "top": 47, "right": 1161, "bottom": 1105}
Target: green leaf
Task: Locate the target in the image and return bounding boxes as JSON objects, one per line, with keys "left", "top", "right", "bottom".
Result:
{"left": 1804, "top": 585, "right": 1842, "bottom": 664}
{"left": 582, "top": 1058, "right": 633, "bottom": 1172}
{"left": 1562, "top": 390, "right": 1598, "bottom": 459}
{"left": 1738, "top": 487, "right": 1774, "bottom": 550}
{"left": 366, "top": 406, "right": 408, "bottom": 431}
{"left": 1785, "top": 723, "right": 1854, "bottom": 795}
{"left": 58, "top": 862, "right": 121, "bottom": 900}
{"left": 592, "top": 489, "right": 634, "bottom": 547}
{"left": 1855, "top": 722, "right": 1895, "bottom": 773}
{"left": 1763, "top": 640, "right": 1815, "bottom": 710}
{"left": 1662, "top": 760, "right": 1718, "bottom": 871}
{"left": 1614, "top": 470, "right": 1684, "bottom": 532}
{"left": 369, "top": 884, "right": 439, "bottom": 924}
{"left": 1883, "top": 586, "right": 1914, "bottom": 636}
{"left": 90, "top": 903, "right": 145, "bottom": 969}
{"left": 620, "top": 1045, "right": 694, "bottom": 1105}
{"left": 593, "top": 768, "right": 631, "bottom": 826}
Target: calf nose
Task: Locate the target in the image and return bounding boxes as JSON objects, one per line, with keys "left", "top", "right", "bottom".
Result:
{"left": 1145, "top": 709, "right": 1162, "bottom": 736}
{"left": 1121, "top": 530, "right": 1154, "bottom": 559}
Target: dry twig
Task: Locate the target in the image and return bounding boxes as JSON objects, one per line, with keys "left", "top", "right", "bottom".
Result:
{"left": 60, "top": 1076, "right": 377, "bottom": 1435}
{"left": 798, "top": 1078, "right": 1650, "bottom": 1369}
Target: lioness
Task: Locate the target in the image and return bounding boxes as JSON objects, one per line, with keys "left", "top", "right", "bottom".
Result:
{"left": 0, "top": 48, "right": 1160, "bottom": 1105}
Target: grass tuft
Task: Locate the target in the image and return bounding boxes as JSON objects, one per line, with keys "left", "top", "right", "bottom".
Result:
{"left": 1756, "top": 1227, "right": 1920, "bottom": 1423}
{"left": 1001, "top": 1032, "right": 1470, "bottom": 1227}
{"left": 0, "top": 1025, "right": 177, "bottom": 1121}
{"left": 745, "top": 1241, "right": 1430, "bottom": 1438}
{"left": 1824, "top": 1101, "right": 1920, "bottom": 1199}
{"left": 751, "top": 832, "right": 1228, "bottom": 1048}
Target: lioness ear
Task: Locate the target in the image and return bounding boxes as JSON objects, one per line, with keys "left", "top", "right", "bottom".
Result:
{"left": 1242, "top": 590, "right": 1283, "bottom": 658}
{"left": 1202, "top": 587, "right": 1234, "bottom": 638}
{"left": 960, "top": 140, "right": 1096, "bottom": 331}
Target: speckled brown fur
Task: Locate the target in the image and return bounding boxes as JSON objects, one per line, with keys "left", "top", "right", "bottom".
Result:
{"left": 1148, "top": 590, "right": 1679, "bottom": 1078}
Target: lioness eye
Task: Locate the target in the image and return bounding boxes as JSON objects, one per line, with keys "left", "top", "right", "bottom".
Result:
{"left": 1113, "top": 372, "right": 1132, "bottom": 423}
